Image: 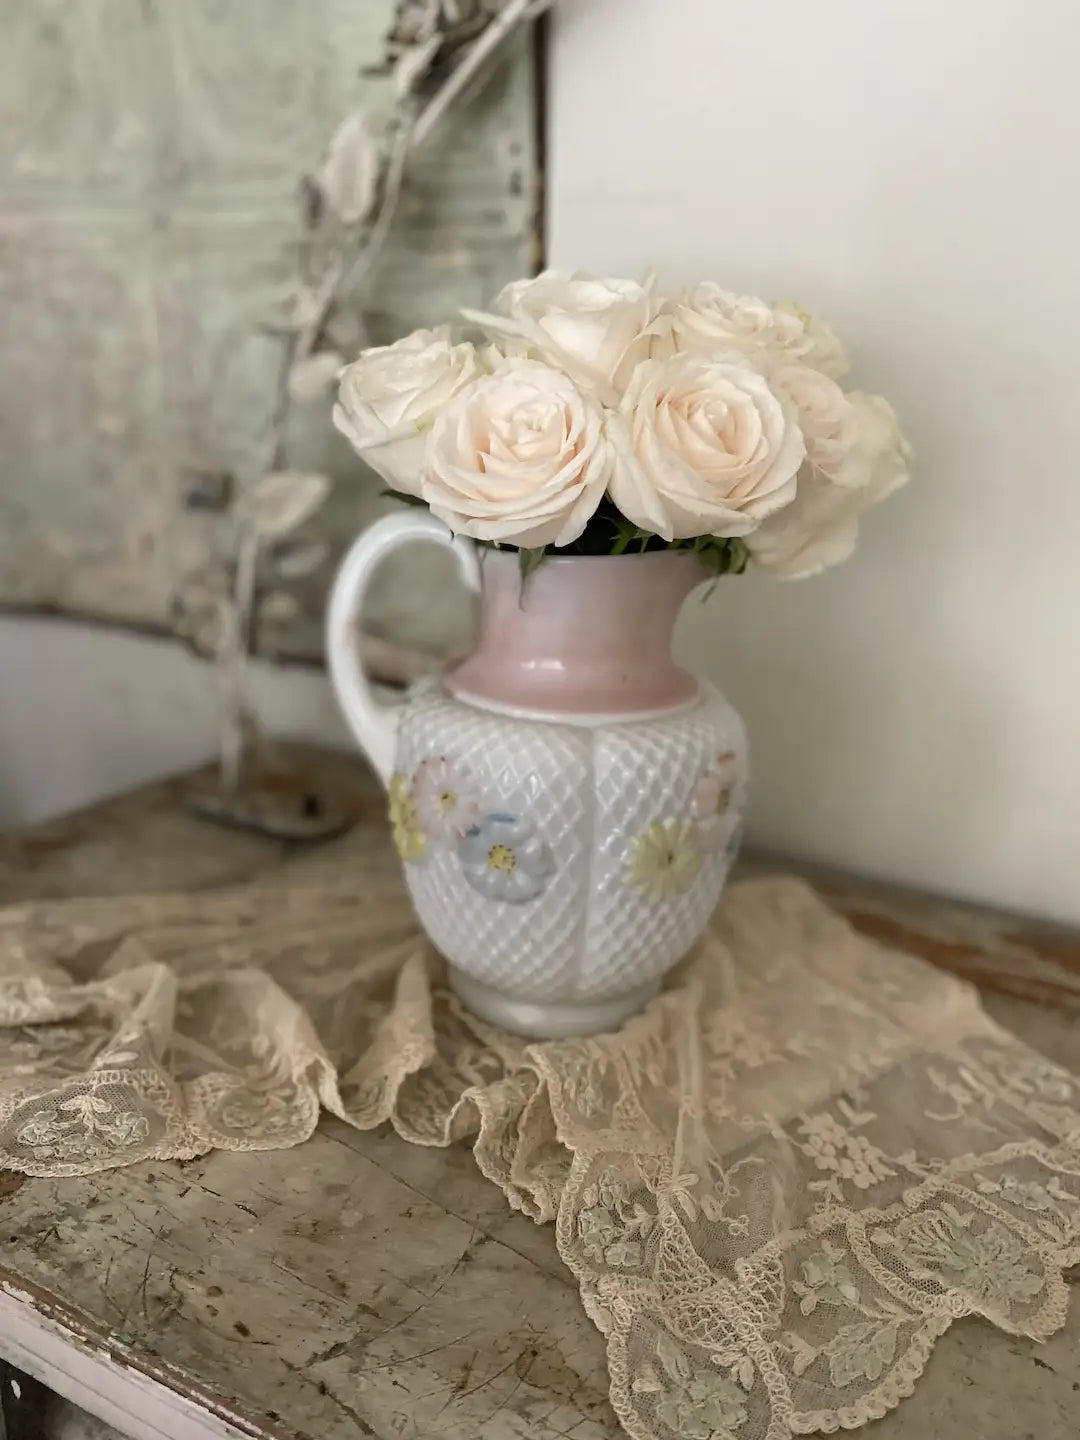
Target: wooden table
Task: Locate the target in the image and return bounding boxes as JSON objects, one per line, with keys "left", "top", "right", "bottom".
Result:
{"left": 0, "top": 763, "right": 1077, "bottom": 1440}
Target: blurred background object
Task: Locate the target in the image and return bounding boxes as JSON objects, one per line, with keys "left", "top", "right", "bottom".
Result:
{"left": 0, "top": 0, "right": 546, "bottom": 829}
{"left": 0, "top": 0, "right": 541, "bottom": 667}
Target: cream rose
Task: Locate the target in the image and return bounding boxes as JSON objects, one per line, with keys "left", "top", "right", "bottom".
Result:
{"left": 608, "top": 352, "right": 806, "bottom": 541}
{"left": 333, "top": 326, "right": 479, "bottom": 495}
{"left": 770, "top": 364, "right": 858, "bottom": 480}
{"left": 422, "top": 358, "right": 612, "bottom": 548}
{"left": 846, "top": 393, "right": 912, "bottom": 496}
{"left": 462, "top": 270, "right": 668, "bottom": 405}
{"left": 748, "top": 393, "right": 911, "bottom": 578}
{"left": 671, "top": 283, "right": 849, "bottom": 380}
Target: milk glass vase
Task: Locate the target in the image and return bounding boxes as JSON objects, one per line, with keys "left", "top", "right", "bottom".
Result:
{"left": 327, "top": 511, "right": 747, "bottom": 1038}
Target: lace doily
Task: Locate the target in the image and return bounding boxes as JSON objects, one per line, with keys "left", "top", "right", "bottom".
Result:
{"left": 0, "top": 849, "right": 1077, "bottom": 1440}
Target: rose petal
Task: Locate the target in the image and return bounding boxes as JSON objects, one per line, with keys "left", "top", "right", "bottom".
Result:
{"left": 422, "top": 357, "right": 608, "bottom": 549}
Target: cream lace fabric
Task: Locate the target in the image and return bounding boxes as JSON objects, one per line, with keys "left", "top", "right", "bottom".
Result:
{"left": 0, "top": 849, "right": 1077, "bottom": 1440}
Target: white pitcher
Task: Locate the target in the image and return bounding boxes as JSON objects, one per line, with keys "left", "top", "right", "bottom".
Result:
{"left": 327, "top": 511, "right": 747, "bottom": 1038}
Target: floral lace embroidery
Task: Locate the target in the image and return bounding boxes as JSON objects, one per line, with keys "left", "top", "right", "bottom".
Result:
{"left": 0, "top": 870, "right": 1076, "bottom": 1440}
{"left": 823, "top": 1321, "right": 899, "bottom": 1387}
{"left": 795, "top": 1241, "right": 860, "bottom": 1311}
{"left": 797, "top": 1105, "right": 896, "bottom": 1202}
{"left": 877, "top": 1203, "right": 1046, "bottom": 1308}
{"left": 578, "top": 1171, "right": 658, "bottom": 1269}
{"left": 16, "top": 1092, "right": 150, "bottom": 1163}
{"left": 634, "top": 1334, "right": 752, "bottom": 1440}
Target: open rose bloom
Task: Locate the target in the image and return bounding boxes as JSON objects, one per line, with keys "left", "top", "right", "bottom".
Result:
{"left": 333, "top": 272, "right": 911, "bottom": 579}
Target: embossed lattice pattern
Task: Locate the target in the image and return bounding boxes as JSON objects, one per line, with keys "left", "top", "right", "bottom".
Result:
{"left": 0, "top": 0, "right": 536, "bottom": 657}
{"left": 0, "top": 850, "right": 1077, "bottom": 1440}
{"left": 397, "top": 684, "right": 746, "bottom": 1003}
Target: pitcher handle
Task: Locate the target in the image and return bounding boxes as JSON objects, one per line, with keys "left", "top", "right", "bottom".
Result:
{"left": 325, "top": 510, "right": 481, "bottom": 787}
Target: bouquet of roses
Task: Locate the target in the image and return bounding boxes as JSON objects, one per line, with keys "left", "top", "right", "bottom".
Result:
{"left": 332, "top": 272, "right": 911, "bottom": 578}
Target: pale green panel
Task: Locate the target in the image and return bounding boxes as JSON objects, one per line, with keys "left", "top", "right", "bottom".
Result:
{"left": 0, "top": 1, "right": 538, "bottom": 659}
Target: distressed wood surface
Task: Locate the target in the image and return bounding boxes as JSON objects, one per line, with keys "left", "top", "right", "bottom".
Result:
{"left": 0, "top": 1, "right": 536, "bottom": 663}
{"left": 0, "top": 759, "right": 1077, "bottom": 1439}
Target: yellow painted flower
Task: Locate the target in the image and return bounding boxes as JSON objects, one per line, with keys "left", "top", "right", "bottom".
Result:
{"left": 629, "top": 819, "right": 701, "bottom": 900}
{"left": 388, "top": 772, "right": 426, "bottom": 863}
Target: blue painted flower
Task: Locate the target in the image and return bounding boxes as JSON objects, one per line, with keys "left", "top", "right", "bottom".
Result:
{"left": 457, "top": 813, "right": 555, "bottom": 903}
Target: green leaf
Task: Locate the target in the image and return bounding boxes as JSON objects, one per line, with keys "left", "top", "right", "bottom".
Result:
{"left": 517, "top": 547, "right": 548, "bottom": 588}
{"left": 727, "top": 538, "right": 750, "bottom": 574}
{"left": 536, "top": 497, "right": 754, "bottom": 570}
{"left": 689, "top": 535, "right": 751, "bottom": 578}
{"left": 610, "top": 528, "right": 633, "bottom": 556}
{"left": 378, "top": 489, "right": 427, "bottom": 508}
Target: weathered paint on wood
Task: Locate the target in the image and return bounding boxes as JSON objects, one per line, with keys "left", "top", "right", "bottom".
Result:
{"left": 1, "top": 1131, "right": 617, "bottom": 1440}
{"left": 0, "top": 2, "right": 537, "bottom": 663}
{"left": 0, "top": 762, "right": 1077, "bottom": 1439}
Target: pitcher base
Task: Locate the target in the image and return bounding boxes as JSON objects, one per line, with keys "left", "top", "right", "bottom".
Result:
{"left": 447, "top": 968, "right": 660, "bottom": 1040}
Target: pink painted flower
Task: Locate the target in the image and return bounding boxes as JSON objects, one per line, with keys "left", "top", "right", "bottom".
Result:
{"left": 411, "top": 756, "right": 480, "bottom": 842}
{"left": 692, "top": 751, "right": 739, "bottom": 834}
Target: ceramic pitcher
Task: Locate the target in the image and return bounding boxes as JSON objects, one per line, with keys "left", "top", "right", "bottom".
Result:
{"left": 326, "top": 511, "right": 747, "bottom": 1038}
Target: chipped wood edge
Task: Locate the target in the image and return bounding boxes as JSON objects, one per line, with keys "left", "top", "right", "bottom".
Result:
{"left": 0, "top": 1277, "right": 280, "bottom": 1440}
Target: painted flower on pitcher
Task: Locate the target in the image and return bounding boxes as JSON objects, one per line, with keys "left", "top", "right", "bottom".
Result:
{"left": 629, "top": 819, "right": 702, "bottom": 901}
{"left": 388, "top": 773, "right": 427, "bottom": 864}
{"left": 411, "top": 756, "right": 480, "bottom": 842}
{"left": 458, "top": 813, "right": 556, "bottom": 903}
{"left": 692, "top": 750, "right": 739, "bottom": 836}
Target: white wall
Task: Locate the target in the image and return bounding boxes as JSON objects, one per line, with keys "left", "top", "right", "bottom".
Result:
{"left": 549, "top": 0, "right": 1080, "bottom": 924}
{"left": 0, "top": 618, "right": 348, "bottom": 828}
